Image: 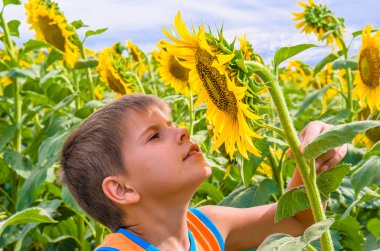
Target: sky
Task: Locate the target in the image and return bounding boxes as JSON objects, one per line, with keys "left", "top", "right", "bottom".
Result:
{"left": 3, "top": 0, "right": 380, "bottom": 65}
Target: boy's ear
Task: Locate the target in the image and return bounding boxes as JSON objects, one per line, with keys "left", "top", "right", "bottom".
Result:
{"left": 102, "top": 176, "right": 140, "bottom": 205}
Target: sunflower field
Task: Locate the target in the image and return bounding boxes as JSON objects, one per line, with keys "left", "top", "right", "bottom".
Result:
{"left": 0, "top": 0, "right": 380, "bottom": 250}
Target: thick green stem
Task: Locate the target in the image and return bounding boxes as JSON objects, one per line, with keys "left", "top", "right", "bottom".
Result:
{"left": 247, "top": 61, "right": 334, "bottom": 251}
{"left": 0, "top": 13, "right": 22, "bottom": 152}
{"left": 79, "top": 44, "right": 95, "bottom": 100}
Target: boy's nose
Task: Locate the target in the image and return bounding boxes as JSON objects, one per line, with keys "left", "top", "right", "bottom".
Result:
{"left": 176, "top": 127, "right": 189, "bottom": 144}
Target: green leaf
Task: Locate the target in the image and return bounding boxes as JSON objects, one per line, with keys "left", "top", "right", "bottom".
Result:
{"left": 241, "top": 139, "right": 270, "bottom": 187}
{"left": 303, "top": 120, "right": 380, "bottom": 160}
{"left": 37, "top": 132, "right": 69, "bottom": 169}
{"left": 332, "top": 215, "right": 365, "bottom": 251}
{"left": 342, "top": 188, "right": 380, "bottom": 218}
{"left": 275, "top": 187, "right": 309, "bottom": 222}
{"left": 367, "top": 218, "right": 380, "bottom": 238}
{"left": 3, "top": 149, "right": 33, "bottom": 178}
{"left": 71, "top": 19, "right": 88, "bottom": 29}
{"left": 3, "top": 0, "right": 21, "bottom": 6}
{"left": 296, "top": 84, "right": 332, "bottom": 116}
{"left": 24, "top": 91, "right": 49, "bottom": 106}
{"left": 74, "top": 58, "right": 98, "bottom": 69}
{"left": 22, "top": 40, "right": 49, "bottom": 52}
{"left": 198, "top": 182, "right": 224, "bottom": 204}
{"left": 314, "top": 53, "right": 339, "bottom": 75}
{"left": 85, "top": 28, "right": 108, "bottom": 39}
{"left": 0, "top": 207, "right": 56, "bottom": 236}
{"left": 219, "top": 179, "right": 278, "bottom": 208}
{"left": 257, "top": 233, "right": 304, "bottom": 251}
{"left": 7, "top": 20, "right": 20, "bottom": 37}
{"left": 9, "top": 67, "right": 37, "bottom": 79}
{"left": 303, "top": 218, "right": 334, "bottom": 243}
{"left": 47, "top": 48, "right": 63, "bottom": 67}
{"left": 317, "top": 163, "right": 350, "bottom": 200}
{"left": 16, "top": 167, "right": 48, "bottom": 211}
{"left": 350, "top": 156, "right": 380, "bottom": 194}
{"left": 0, "top": 124, "right": 17, "bottom": 151}
{"left": 273, "top": 44, "right": 317, "bottom": 69}
{"left": 332, "top": 60, "right": 357, "bottom": 70}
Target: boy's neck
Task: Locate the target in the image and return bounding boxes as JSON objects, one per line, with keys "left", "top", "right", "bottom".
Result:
{"left": 122, "top": 202, "right": 191, "bottom": 251}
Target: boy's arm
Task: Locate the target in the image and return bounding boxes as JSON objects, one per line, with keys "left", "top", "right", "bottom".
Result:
{"left": 199, "top": 121, "right": 347, "bottom": 251}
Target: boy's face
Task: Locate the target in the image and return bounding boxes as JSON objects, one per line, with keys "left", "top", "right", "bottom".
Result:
{"left": 121, "top": 106, "right": 212, "bottom": 202}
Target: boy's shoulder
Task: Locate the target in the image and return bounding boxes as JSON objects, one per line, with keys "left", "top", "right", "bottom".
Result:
{"left": 95, "top": 231, "right": 146, "bottom": 251}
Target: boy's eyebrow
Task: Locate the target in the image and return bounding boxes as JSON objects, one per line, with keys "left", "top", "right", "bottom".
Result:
{"left": 138, "top": 120, "right": 175, "bottom": 140}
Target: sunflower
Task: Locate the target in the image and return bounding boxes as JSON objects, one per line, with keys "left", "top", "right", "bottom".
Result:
{"left": 353, "top": 25, "right": 380, "bottom": 111}
{"left": 126, "top": 40, "right": 148, "bottom": 78}
{"left": 96, "top": 47, "right": 133, "bottom": 96}
{"left": 157, "top": 40, "right": 191, "bottom": 95}
{"left": 281, "top": 60, "right": 313, "bottom": 88}
{"left": 292, "top": 0, "right": 344, "bottom": 51}
{"left": 25, "top": 0, "right": 80, "bottom": 67}
{"left": 163, "top": 12, "right": 262, "bottom": 159}
{"left": 238, "top": 34, "right": 254, "bottom": 61}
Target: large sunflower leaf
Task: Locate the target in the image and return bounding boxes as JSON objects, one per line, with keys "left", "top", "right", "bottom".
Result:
{"left": 317, "top": 163, "right": 350, "bottom": 200}
{"left": 350, "top": 156, "right": 380, "bottom": 195}
{"left": 0, "top": 207, "right": 57, "bottom": 236}
{"left": 275, "top": 187, "right": 309, "bottom": 222}
{"left": 332, "top": 60, "right": 357, "bottom": 70}
{"left": 273, "top": 44, "right": 317, "bottom": 69}
{"left": 303, "top": 120, "right": 380, "bottom": 160}
{"left": 258, "top": 219, "right": 333, "bottom": 251}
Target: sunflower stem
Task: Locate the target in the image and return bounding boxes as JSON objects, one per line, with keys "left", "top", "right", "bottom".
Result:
{"left": 0, "top": 12, "right": 22, "bottom": 153}
{"left": 246, "top": 61, "right": 334, "bottom": 251}
{"left": 132, "top": 73, "right": 146, "bottom": 94}
{"left": 79, "top": 43, "right": 95, "bottom": 100}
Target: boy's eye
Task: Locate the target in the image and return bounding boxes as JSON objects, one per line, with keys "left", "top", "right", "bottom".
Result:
{"left": 148, "top": 132, "right": 160, "bottom": 141}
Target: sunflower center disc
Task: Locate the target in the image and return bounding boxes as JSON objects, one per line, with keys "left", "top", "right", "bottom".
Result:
{"left": 169, "top": 56, "right": 189, "bottom": 81}
{"left": 359, "top": 47, "right": 380, "bottom": 89}
{"left": 195, "top": 49, "right": 238, "bottom": 118}
{"left": 37, "top": 16, "right": 65, "bottom": 51}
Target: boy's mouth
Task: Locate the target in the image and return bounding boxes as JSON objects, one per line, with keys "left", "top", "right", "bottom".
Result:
{"left": 183, "top": 143, "right": 201, "bottom": 161}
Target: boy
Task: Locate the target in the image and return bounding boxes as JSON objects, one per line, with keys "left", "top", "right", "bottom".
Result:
{"left": 60, "top": 94, "right": 347, "bottom": 251}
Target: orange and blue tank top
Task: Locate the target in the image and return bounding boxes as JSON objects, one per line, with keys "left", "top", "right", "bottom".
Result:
{"left": 95, "top": 208, "right": 224, "bottom": 251}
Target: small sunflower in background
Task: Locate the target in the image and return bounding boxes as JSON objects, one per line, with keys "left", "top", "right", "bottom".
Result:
{"left": 126, "top": 40, "right": 148, "bottom": 78}
{"left": 280, "top": 60, "right": 313, "bottom": 89}
{"left": 157, "top": 40, "right": 191, "bottom": 95}
{"left": 237, "top": 34, "right": 262, "bottom": 63}
{"left": 24, "top": 0, "right": 80, "bottom": 67}
{"left": 292, "top": 0, "right": 345, "bottom": 51}
{"left": 353, "top": 25, "right": 380, "bottom": 111}
{"left": 96, "top": 47, "right": 133, "bottom": 96}
{"left": 163, "top": 12, "right": 263, "bottom": 159}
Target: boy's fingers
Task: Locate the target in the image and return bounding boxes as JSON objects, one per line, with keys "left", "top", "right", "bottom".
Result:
{"left": 316, "top": 144, "right": 348, "bottom": 173}
{"left": 300, "top": 121, "right": 333, "bottom": 153}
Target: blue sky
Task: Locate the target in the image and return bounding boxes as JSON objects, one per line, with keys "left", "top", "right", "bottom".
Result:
{"left": 3, "top": 0, "right": 380, "bottom": 65}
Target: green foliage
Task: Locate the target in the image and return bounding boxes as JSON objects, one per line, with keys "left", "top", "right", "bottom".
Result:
{"left": 303, "top": 120, "right": 380, "bottom": 159}
{"left": 257, "top": 219, "right": 334, "bottom": 251}
{"left": 332, "top": 215, "right": 365, "bottom": 251}
{"left": 273, "top": 44, "right": 317, "bottom": 69}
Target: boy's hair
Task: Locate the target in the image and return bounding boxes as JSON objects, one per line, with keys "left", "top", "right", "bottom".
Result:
{"left": 60, "top": 94, "right": 170, "bottom": 231}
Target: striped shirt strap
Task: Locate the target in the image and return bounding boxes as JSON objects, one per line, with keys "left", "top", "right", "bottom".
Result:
{"left": 187, "top": 208, "right": 225, "bottom": 251}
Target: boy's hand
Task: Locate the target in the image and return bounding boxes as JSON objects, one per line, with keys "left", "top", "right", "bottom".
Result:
{"left": 288, "top": 121, "right": 347, "bottom": 173}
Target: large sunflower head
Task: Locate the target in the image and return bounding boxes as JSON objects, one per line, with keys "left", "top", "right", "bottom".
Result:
{"left": 163, "top": 12, "right": 264, "bottom": 159}
{"left": 25, "top": 0, "right": 80, "bottom": 67}
{"left": 96, "top": 46, "right": 134, "bottom": 96}
{"left": 292, "top": 0, "right": 345, "bottom": 51}
{"left": 157, "top": 40, "right": 191, "bottom": 95}
{"left": 354, "top": 25, "right": 380, "bottom": 111}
